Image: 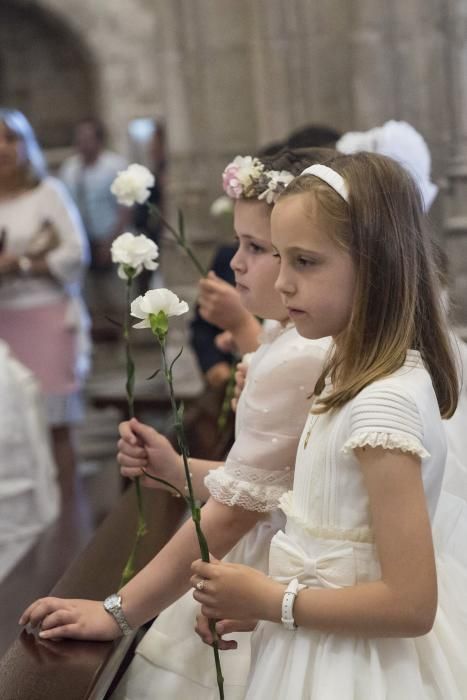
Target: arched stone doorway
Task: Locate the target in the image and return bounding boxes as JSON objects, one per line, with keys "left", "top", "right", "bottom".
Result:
{"left": 0, "top": 1, "right": 98, "bottom": 150}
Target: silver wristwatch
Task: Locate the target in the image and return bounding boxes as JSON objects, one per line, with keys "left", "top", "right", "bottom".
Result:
{"left": 103, "top": 593, "right": 133, "bottom": 635}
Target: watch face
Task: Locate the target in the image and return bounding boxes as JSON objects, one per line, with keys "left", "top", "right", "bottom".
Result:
{"left": 104, "top": 594, "right": 120, "bottom": 611}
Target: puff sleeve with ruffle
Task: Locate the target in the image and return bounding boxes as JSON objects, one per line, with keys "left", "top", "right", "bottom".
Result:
{"left": 341, "top": 386, "right": 430, "bottom": 459}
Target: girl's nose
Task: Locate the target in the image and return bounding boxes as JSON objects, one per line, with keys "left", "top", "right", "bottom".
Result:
{"left": 230, "top": 248, "right": 246, "bottom": 273}
{"left": 274, "top": 266, "right": 294, "bottom": 296}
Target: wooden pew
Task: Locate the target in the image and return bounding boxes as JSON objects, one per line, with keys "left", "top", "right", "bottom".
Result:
{"left": 0, "top": 486, "right": 187, "bottom": 700}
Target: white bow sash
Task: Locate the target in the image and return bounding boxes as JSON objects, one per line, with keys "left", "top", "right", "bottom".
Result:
{"left": 269, "top": 531, "right": 357, "bottom": 589}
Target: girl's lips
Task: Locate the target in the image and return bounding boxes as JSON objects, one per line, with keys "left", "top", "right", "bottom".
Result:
{"left": 287, "top": 307, "right": 306, "bottom": 317}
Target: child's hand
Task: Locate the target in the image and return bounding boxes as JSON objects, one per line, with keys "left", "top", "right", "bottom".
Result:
{"left": 117, "top": 417, "right": 184, "bottom": 491}
{"left": 19, "top": 597, "right": 122, "bottom": 641}
{"left": 190, "top": 559, "right": 284, "bottom": 623}
{"left": 205, "top": 361, "right": 232, "bottom": 389}
{"left": 194, "top": 611, "right": 257, "bottom": 650}
{"left": 214, "top": 330, "right": 237, "bottom": 355}
{"left": 198, "top": 272, "right": 248, "bottom": 331}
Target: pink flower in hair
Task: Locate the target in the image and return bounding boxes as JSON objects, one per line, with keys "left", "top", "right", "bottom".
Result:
{"left": 222, "top": 163, "right": 244, "bottom": 198}
{"left": 222, "top": 156, "right": 264, "bottom": 199}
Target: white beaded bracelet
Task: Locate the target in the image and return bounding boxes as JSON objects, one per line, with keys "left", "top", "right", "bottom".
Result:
{"left": 281, "top": 577, "right": 300, "bottom": 631}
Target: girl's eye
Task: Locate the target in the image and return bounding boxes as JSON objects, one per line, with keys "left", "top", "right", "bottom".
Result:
{"left": 272, "top": 252, "right": 281, "bottom": 260}
{"left": 249, "top": 243, "right": 263, "bottom": 253}
{"left": 296, "top": 257, "right": 315, "bottom": 268}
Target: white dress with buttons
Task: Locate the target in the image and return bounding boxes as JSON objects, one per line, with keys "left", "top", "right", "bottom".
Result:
{"left": 245, "top": 351, "right": 467, "bottom": 699}
{"left": 113, "top": 323, "right": 330, "bottom": 700}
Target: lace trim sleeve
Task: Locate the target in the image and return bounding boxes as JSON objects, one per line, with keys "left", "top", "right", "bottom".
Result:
{"left": 343, "top": 385, "right": 430, "bottom": 459}
{"left": 205, "top": 464, "right": 293, "bottom": 512}
{"left": 341, "top": 431, "right": 430, "bottom": 459}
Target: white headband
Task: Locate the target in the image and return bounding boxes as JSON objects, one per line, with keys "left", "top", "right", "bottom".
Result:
{"left": 300, "top": 164, "right": 349, "bottom": 203}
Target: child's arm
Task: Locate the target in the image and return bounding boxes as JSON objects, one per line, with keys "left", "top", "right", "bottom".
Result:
{"left": 117, "top": 418, "right": 222, "bottom": 501}
{"left": 192, "top": 447, "right": 437, "bottom": 638}
{"left": 19, "top": 497, "right": 261, "bottom": 640}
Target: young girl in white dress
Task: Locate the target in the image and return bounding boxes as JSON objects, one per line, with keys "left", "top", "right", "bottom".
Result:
{"left": 20, "top": 148, "right": 331, "bottom": 699}
{"left": 191, "top": 152, "right": 466, "bottom": 699}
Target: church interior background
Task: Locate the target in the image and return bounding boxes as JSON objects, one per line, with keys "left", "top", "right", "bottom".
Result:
{"left": 1, "top": 0, "right": 467, "bottom": 694}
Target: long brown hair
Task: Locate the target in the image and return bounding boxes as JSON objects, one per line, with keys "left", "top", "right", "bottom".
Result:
{"left": 280, "top": 152, "right": 458, "bottom": 418}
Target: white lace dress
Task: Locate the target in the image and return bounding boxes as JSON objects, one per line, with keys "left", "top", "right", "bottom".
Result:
{"left": 245, "top": 350, "right": 467, "bottom": 699}
{"left": 113, "top": 323, "right": 330, "bottom": 699}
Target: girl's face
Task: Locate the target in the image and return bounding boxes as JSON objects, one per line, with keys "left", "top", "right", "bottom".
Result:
{"left": 0, "top": 122, "right": 27, "bottom": 177}
{"left": 271, "top": 193, "right": 356, "bottom": 340}
{"left": 231, "top": 199, "right": 287, "bottom": 322}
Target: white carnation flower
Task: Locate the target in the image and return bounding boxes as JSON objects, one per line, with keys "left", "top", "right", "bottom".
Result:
{"left": 232, "top": 156, "right": 264, "bottom": 188}
{"left": 111, "top": 163, "right": 155, "bottom": 206}
{"left": 131, "top": 289, "right": 189, "bottom": 329}
{"left": 111, "top": 232, "right": 159, "bottom": 279}
{"left": 258, "top": 170, "right": 295, "bottom": 204}
{"left": 209, "top": 195, "right": 234, "bottom": 218}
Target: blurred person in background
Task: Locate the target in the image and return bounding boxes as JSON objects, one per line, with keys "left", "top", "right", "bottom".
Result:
{"left": 0, "top": 108, "right": 90, "bottom": 498}
{"left": 60, "top": 117, "right": 131, "bottom": 328}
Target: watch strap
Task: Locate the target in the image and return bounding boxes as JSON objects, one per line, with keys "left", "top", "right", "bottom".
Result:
{"left": 281, "top": 578, "right": 300, "bottom": 631}
{"left": 103, "top": 594, "right": 133, "bottom": 635}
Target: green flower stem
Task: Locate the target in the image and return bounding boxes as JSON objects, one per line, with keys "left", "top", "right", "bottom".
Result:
{"left": 148, "top": 203, "right": 207, "bottom": 277}
{"left": 158, "top": 337, "right": 224, "bottom": 700}
{"left": 120, "top": 274, "right": 148, "bottom": 588}
{"left": 217, "top": 362, "right": 237, "bottom": 434}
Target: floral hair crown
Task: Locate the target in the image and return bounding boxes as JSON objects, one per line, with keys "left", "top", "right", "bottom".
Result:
{"left": 222, "top": 155, "right": 294, "bottom": 205}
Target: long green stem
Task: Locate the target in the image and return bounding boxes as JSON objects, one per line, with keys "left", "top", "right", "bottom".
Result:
{"left": 217, "top": 362, "right": 236, "bottom": 434}
{"left": 120, "top": 276, "right": 148, "bottom": 588}
{"left": 159, "top": 340, "right": 224, "bottom": 699}
{"left": 148, "top": 203, "right": 207, "bottom": 277}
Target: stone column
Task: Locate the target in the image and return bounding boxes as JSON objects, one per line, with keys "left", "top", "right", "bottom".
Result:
{"left": 442, "top": 0, "right": 467, "bottom": 328}
{"left": 152, "top": 0, "right": 258, "bottom": 305}
{"left": 249, "top": 0, "right": 353, "bottom": 143}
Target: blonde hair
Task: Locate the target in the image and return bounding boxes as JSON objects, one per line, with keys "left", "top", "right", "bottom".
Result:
{"left": 280, "top": 152, "right": 458, "bottom": 418}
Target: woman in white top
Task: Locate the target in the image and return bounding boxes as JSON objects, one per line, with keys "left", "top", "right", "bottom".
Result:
{"left": 0, "top": 109, "right": 90, "bottom": 496}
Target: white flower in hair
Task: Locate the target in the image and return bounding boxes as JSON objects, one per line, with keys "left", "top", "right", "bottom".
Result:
{"left": 258, "top": 170, "right": 295, "bottom": 204}
{"left": 222, "top": 156, "right": 264, "bottom": 198}
{"left": 111, "top": 232, "right": 159, "bottom": 279}
{"left": 111, "top": 163, "right": 155, "bottom": 206}
{"left": 131, "top": 288, "right": 189, "bottom": 329}
{"left": 210, "top": 195, "right": 234, "bottom": 218}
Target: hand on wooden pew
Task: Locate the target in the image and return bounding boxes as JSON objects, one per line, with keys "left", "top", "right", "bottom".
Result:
{"left": 18, "top": 597, "right": 122, "bottom": 641}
